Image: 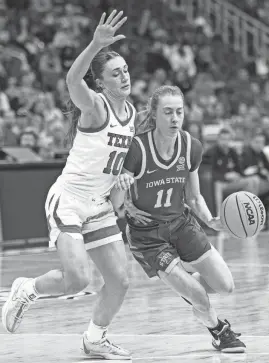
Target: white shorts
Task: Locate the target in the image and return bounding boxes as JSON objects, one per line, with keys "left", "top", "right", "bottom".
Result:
{"left": 45, "top": 183, "right": 122, "bottom": 250}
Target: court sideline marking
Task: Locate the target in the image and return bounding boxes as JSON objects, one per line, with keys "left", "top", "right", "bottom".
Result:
{"left": 0, "top": 333, "right": 268, "bottom": 338}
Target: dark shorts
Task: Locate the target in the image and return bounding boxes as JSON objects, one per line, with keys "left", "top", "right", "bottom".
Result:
{"left": 126, "top": 208, "right": 211, "bottom": 278}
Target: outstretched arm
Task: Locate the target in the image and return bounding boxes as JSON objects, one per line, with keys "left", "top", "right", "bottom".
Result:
{"left": 66, "top": 10, "right": 127, "bottom": 113}
{"left": 185, "top": 169, "right": 224, "bottom": 231}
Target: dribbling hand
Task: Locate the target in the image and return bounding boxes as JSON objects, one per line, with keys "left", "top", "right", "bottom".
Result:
{"left": 125, "top": 192, "right": 152, "bottom": 225}
{"left": 93, "top": 10, "right": 127, "bottom": 48}
{"left": 207, "top": 217, "right": 225, "bottom": 232}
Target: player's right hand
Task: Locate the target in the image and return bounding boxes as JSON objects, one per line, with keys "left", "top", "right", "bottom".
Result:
{"left": 125, "top": 196, "right": 152, "bottom": 225}
{"left": 93, "top": 10, "right": 127, "bottom": 48}
{"left": 115, "top": 173, "right": 134, "bottom": 191}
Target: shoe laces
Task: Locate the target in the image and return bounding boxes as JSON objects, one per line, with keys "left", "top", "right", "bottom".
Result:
{"left": 13, "top": 295, "right": 34, "bottom": 321}
{"left": 102, "top": 339, "right": 122, "bottom": 351}
{"left": 217, "top": 320, "right": 241, "bottom": 343}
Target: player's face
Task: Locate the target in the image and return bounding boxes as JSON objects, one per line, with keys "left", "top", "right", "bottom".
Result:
{"left": 155, "top": 95, "right": 184, "bottom": 137}
{"left": 101, "top": 57, "right": 131, "bottom": 97}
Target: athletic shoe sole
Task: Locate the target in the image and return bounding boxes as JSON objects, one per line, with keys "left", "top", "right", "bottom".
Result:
{"left": 2, "top": 277, "right": 29, "bottom": 333}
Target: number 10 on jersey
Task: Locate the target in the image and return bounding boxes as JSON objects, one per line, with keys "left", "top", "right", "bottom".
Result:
{"left": 103, "top": 151, "right": 127, "bottom": 176}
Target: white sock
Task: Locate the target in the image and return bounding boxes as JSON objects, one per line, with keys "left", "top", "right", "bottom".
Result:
{"left": 22, "top": 278, "right": 40, "bottom": 301}
{"left": 87, "top": 320, "right": 108, "bottom": 343}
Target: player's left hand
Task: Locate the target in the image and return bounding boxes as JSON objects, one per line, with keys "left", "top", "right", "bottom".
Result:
{"left": 115, "top": 173, "right": 134, "bottom": 191}
{"left": 207, "top": 217, "right": 224, "bottom": 231}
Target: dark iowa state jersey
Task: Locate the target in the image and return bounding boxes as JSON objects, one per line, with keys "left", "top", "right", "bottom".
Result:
{"left": 123, "top": 130, "right": 202, "bottom": 224}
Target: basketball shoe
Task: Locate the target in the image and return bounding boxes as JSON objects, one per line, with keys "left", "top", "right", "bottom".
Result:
{"left": 211, "top": 320, "right": 246, "bottom": 353}
{"left": 81, "top": 331, "right": 131, "bottom": 360}
{"left": 2, "top": 277, "right": 38, "bottom": 333}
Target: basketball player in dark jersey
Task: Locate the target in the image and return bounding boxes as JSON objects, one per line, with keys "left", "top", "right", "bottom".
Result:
{"left": 114, "top": 85, "right": 246, "bottom": 353}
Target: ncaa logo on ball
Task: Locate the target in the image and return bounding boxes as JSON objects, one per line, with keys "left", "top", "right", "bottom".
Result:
{"left": 252, "top": 195, "right": 265, "bottom": 226}
{"left": 243, "top": 202, "right": 255, "bottom": 225}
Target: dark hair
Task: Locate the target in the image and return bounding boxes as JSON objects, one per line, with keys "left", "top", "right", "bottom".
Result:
{"left": 66, "top": 48, "right": 122, "bottom": 145}
{"left": 90, "top": 48, "right": 121, "bottom": 90}
{"left": 218, "top": 127, "right": 233, "bottom": 137}
{"left": 136, "top": 85, "right": 184, "bottom": 134}
{"left": 19, "top": 130, "right": 38, "bottom": 145}
{"left": 65, "top": 98, "right": 81, "bottom": 146}
{"left": 251, "top": 129, "right": 265, "bottom": 139}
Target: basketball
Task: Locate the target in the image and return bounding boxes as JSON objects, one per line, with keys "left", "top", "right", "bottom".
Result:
{"left": 220, "top": 192, "right": 266, "bottom": 238}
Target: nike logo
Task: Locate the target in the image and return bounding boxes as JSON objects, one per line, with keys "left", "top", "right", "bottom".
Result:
{"left": 82, "top": 339, "right": 91, "bottom": 355}
{"left": 147, "top": 169, "right": 158, "bottom": 174}
{"left": 110, "top": 124, "right": 118, "bottom": 128}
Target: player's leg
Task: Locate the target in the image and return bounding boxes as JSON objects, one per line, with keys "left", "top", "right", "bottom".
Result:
{"left": 88, "top": 240, "right": 129, "bottom": 328}
{"left": 80, "top": 203, "right": 131, "bottom": 359}
{"left": 191, "top": 245, "right": 234, "bottom": 295}
{"left": 35, "top": 233, "right": 91, "bottom": 295}
{"left": 2, "top": 186, "right": 90, "bottom": 333}
{"left": 158, "top": 264, "right": 219, "bottom": 328}
{"left": 173, "top": 211, "right": 245, "bottom": 352}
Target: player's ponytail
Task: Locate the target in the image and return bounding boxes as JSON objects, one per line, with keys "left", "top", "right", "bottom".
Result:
{"left": 135, "top": 98, "right": 156, "bottom": 135}
{"left": 65, "top": 98, "right": 81, "bottom": 146}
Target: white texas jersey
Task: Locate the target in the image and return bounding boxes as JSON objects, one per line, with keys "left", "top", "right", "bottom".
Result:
{"left": 57, "top": 93, "right": 136, "bottom": 198}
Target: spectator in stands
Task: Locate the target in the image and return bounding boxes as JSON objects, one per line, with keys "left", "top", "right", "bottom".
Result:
{"left": 35, "top": 12, "right": 57, "bottom": 45}
{"left": 18, "top": 128, "right": 39, "bottom": 154}
{"left": 13, "top": 108, "right": 30, "bottom": 136}
{"left": 54, "top": 77, "right": 69, "bottom": 109}
{"left": 2, "top": 110, "right": 18, "bottom": 146}
{"left": 261, "top": 116, "right": 269, "bottom": 146}
{"left": 147, "top": 68, "right": 170, "bottom": 96}
{"left": 39, "top": 44, "right": 62, "bottom": 91}
{"left": 187, "top": 122, "right": 204, "bottom": 144}
{"left": 5, "top": 77, "right": 21, "bottom": 111}
{"left": 43, "top": 92, "right": 63, "bottom": 124}
{"left": 0, "top": 85, "right": 10, "bottom": 114}
{"left": 203, "top": 128, "right": 259, "bottom": 213}
{"left": 48, "top": 121, "right": 66, "bottom": 149}
{"left": 241, "top": 131, "right": 269, "bottom": 196}
{"left": 29, "top": 113, "right": 44, "bottom": 134}
{"left": 52, "top": 19, "right": 76, "bottom": 50}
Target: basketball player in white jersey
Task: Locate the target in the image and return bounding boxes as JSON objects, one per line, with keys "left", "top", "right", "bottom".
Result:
{"left": 2, "top": 10, "right": 135, "bottom": 360}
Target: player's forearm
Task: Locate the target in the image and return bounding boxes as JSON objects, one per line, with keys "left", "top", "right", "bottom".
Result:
{"left": 66, "top": 41, "right": 102, "bottom": 85}
{"left": 187, "top": 194, "right": 213, "bottom": 226}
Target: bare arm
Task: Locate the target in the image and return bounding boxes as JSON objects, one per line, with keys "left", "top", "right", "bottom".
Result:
{"left": 110, "top": 168, "right": 134, "bottom": 218}
{"left": 66, "top": 11, "right": 127, "bottom": 118}
{"left": 112, "top": 168, "right": 152, "bottom": 223}
{"left": 185, "top": 169, "right": 213, "bottom": 226}
{"left": 66, "top": 41, "right": 103, "bottom": 112}
{"left": 185, "top": 169, "right": 223, "bottom": 231}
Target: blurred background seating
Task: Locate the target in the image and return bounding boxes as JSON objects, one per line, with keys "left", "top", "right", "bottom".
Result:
{"left": 0, "top": 0, "right": 269, "bottom": 221}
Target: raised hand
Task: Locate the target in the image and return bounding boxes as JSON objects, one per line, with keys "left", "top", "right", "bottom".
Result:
{"left": 93, "top": 10, "right": 127, "bottom": 48}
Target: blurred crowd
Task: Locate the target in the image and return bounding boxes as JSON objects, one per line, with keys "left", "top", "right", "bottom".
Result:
{"left": 228, "top": 0, "right": 269, "bottom": 25}
{"left": 0, "top": 0, "right": 269, "bottom": 162}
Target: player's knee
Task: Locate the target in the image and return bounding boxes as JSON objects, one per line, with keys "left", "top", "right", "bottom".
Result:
{"left": 216, "top": 278, "right": 235, "bottom": 295}
{"left": 109, "top": 272, "right": 129, "bottom": 294}
{"left": 65, "top": 268, "right": 91, "bottom": 294}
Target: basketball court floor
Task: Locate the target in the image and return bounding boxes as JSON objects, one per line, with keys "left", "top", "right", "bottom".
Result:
{"left": 0, "top": 231, "right": 269, "bottom": 362}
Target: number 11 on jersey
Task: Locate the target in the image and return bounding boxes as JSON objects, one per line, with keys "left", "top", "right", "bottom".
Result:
{"left": 154, "top": 188, "right": 173, "bottom": 208}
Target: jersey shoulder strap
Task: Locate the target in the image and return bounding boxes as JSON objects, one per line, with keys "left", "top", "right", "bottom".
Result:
{"left": 183, "top": 130, "right": 192, "bottom": 170}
